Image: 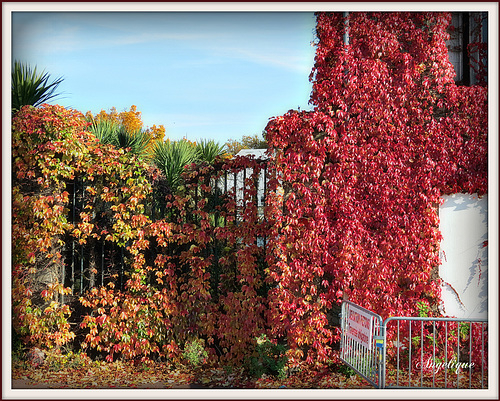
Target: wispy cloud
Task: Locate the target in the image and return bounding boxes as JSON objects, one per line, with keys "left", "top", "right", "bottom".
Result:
{"left": 217, "top": 46, "right": 314, "bottom": 74}
{"left": 110, "top": 32, "right": 213, "bottom": 46}
{"left": 23, "top": 29, "right": 217, "bottom": 55}
{"left": 13, "top": 12, "right": 315, "bottom": 75}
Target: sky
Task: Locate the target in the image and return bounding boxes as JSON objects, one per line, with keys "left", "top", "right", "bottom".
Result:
{"left": 11, "top": 9, "right": 317, "bottom": 145}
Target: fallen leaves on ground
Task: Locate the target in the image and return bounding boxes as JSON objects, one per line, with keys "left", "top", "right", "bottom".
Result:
{"left": 384, "top": 364, "right": 488, "bottom": 389}
{"left": 12, "top": 360, "right": 194, "bottom": 389}
{"left": 12, "top": 359, "right": 371, "bottom": 390}
{"left": 252, "top": 363, "right": 371, "bottom": 389}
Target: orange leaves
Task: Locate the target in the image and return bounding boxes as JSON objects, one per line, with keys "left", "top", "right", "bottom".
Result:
{"left": 144, "top": 124, "right": 166, "bottom": 142}
{"left": 27, "top": 252, "right": 36, "bottom": 264}
{"left": 119, "top": 105, "right": 142, "bottom": 133}
{"left": 12, "top": 102, "right": 152, "bottom": 346}
{"left": 13, "top": 104, "right": 264, "bottom": 363}
{"left": 96, "top": 314, "right": 108, "bottom": 325}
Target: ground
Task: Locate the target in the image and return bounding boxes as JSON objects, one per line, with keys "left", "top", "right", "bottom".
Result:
{"left": 11, "top": 359, "right": 371, "bottom": 390}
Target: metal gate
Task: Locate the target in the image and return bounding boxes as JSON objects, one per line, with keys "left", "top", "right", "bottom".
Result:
{"left": 340, "top": 301, "right": 488, "bottom": 389}
{"left": 340, "top": 300, "right": 385, "bottom": 388}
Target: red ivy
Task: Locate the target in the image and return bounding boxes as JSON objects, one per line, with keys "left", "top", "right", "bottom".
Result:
{"left": 265, "top": 12, "right": 487, "bottom": 364}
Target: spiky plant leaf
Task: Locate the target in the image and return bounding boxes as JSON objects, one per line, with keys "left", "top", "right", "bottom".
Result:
{"left": 12, "top": 61, "right": 64, "bottom": 113}
{"left": 113, "top": 127, "right": 152, "bottom": 159}
{"left": 86, "top": 118, "right": 120, "bottom": 145}
{"left": 153, "top": 140, "right": 198, "bottom": 189}
{"left": 196, "top": 139, "right": 227, "bottom": 164}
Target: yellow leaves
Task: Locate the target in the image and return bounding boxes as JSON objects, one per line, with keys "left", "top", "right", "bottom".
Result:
{"left": 111, "top": 203, "right": 127, "bottom": 213}
{"left": 145, "top": 124, "right": 166, "bottom": 142}
{"left": 120, "top": 105, "right": 142, "bottom": 132}
{"left": 89, "top": 105, "right": 143, "bottom": 133}
{"left": 48, "top": 300, "right": 58, "bottom": 310}
{"left": 80, "top": 212, "right": 91, "bottom": 223}
{"left": 80, "top": 297, "right": 92, "bottom": 308}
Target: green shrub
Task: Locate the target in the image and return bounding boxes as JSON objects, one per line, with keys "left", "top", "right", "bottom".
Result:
{"left": 247, "top": 335, "right": 288, "bottom": 380}
{"left": 182, "top": 338, "right": 208, "bottom": 367}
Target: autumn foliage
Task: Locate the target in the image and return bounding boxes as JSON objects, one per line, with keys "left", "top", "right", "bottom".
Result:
{"left": 12, "top": 103, "right": 270, "bottom": 365}
{"left": 12, "top": 12, "right": 487, "bottom": 372}
{"left": 264, "top": 12, "right": 487, "bottom": 364}
{"left": 86, "top": 105, "right": 166, "bottom": 154}
{"left": 12, "top": 104, "right": 155, "bottom": 351}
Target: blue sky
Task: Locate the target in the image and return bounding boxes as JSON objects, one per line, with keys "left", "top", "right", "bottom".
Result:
{"left": 11, "top": 11, "right": 317, "bottom": 144}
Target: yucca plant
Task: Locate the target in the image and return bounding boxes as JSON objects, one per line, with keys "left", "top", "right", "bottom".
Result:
{"left": 114, "top": 127, "right": 153, "bottom": 159}
{"left": 86, "top": 117, "right": 119, "bottom": 145}
{"left": 86, "top": 117, "right": 153, "bottom": 160}
{"left": 196, "top": 139, "right": 227, "bottom": 164}
{"left": 153, "top": 139, "right": 198, "bottom": 189}
{"left": 12, "top": 61, "right": 64, "bottom": 113}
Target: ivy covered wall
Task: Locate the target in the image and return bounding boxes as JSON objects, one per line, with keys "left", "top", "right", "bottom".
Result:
{"left": 264, "top": 12, "right": 487, "bottom": 363}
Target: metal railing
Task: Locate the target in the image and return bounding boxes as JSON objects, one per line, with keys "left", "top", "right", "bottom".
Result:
{"left": 62, "top": 159, "right": 271, "bottom": 296}
{"left": 340, "top": 300, "right": 488, "bottom": 389}
{"left": 383, "top": 316, "right": 488, "bottom": 389}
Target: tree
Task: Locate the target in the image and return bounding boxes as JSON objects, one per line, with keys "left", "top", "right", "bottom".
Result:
{"left": 87, "top": 105, "right": 142, "bottom": 132}
{"left": 225, "top": 133, "right": 267, "bottom": 155}
{"left": 11, "top": 61, "right": 64, "bottom": 113}
{"left": 86, "top": 105, "right": 166, "bottom": 141}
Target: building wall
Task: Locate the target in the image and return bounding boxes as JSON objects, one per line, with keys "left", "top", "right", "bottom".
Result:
{"left": 439, "top": 193, "right": 488, "bottom": 319}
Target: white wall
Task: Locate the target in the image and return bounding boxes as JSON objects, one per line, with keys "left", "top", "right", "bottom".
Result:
{"left": 439, "top": 193, "right": 488, "bottom": 319}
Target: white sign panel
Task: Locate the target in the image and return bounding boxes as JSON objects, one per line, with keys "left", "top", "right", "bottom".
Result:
{"left": 346, "top": 304, "right": 373, "bottom": 349}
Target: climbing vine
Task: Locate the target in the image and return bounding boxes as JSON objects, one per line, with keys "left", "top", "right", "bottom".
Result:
{"left": 264, "top": 12, "right": 487, "bottom": 364}
{"left": 12, "top": 104, "right": 155, "bottom": 351}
